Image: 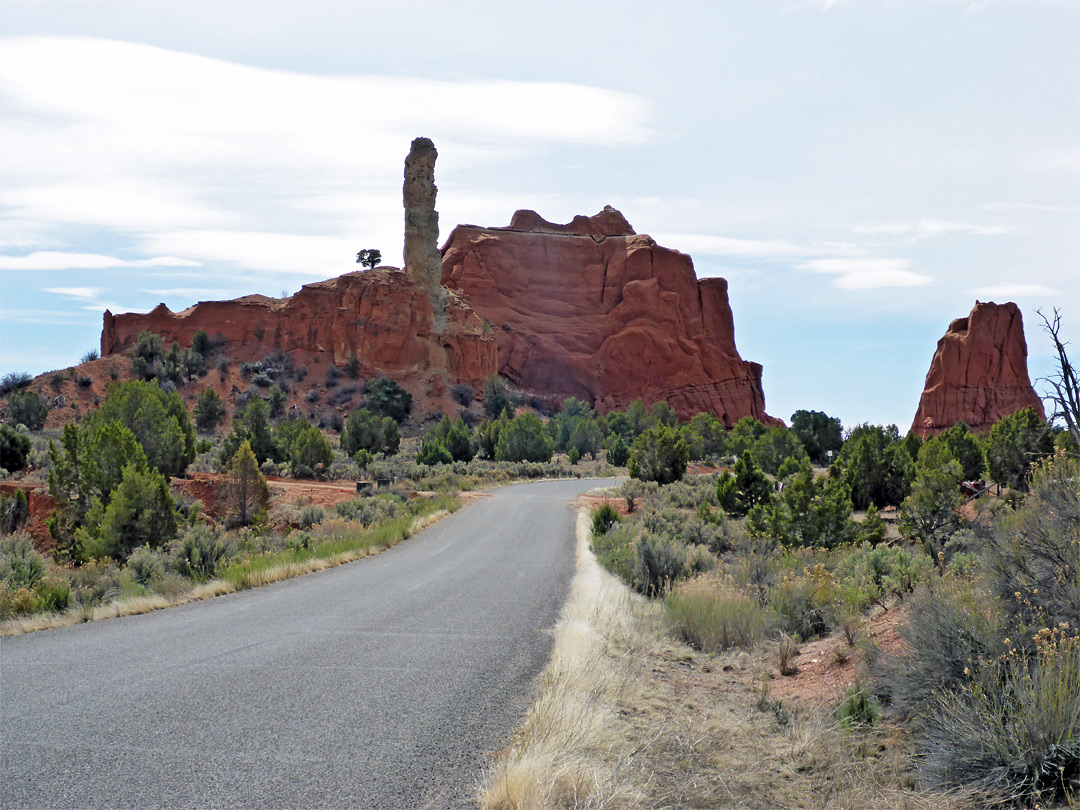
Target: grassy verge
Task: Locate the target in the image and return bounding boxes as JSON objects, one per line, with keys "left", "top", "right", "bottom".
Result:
{"left": 0, "top": 496, "right": 457, "bottom": 637}
{"left": 481, "top": 503, "right": 977, "bottom": 809}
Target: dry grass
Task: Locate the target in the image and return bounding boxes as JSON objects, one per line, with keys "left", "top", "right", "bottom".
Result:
{"left": 479, "top": 509, "right": 660, "bottom": 808}
{"left": 480, "top": 506, "right": 982, "bottom": 810}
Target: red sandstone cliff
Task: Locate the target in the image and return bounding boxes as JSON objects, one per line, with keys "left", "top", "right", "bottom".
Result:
{"left": 440, "top": 206, "right": 777, "bottom": 426}
{"left": 102, "top": 270, "right": 497, "bottom": 394}
{"left": 911, "top": 301, "right": 1045, "bottom": 438}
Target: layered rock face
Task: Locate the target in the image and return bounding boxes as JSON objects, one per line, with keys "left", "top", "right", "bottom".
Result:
{"left": 911, "top": 301, "right": 1045, "bottom": 437}
{"left": 441, "top": 207, "right": 776, "bottom": 425}
{"left": 101, "top": 271, "right": 496, "bottom": 389}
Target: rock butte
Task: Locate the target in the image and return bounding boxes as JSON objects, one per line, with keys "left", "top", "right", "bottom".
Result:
{"left": 441, "top": 207, "right": 779, "bottom": 426}
{"left": 911, "top": 300, "right": 1045, "bottom": 438}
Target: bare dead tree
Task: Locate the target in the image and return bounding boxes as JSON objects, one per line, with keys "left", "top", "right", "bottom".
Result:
{"left": 1037, "top": 307, "right": 1080, "bottom": 453}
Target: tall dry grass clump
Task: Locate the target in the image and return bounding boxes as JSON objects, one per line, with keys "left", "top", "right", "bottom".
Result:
{"left": 479, "top": 510, "right": 659, "bottom": 809}
{"left": 664, "top": 573, "right": 768, "bottom": 652}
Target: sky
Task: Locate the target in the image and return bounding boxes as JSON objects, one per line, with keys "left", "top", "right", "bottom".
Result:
{"left": 1, "top": 0, "right": 1077, "bottom": 431}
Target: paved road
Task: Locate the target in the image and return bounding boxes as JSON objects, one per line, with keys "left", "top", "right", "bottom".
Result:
{"left": 1, "top": 478, "right": 619, "bottom": 810}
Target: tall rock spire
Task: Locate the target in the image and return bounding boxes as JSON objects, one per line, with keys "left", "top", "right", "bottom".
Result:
{"left": 403, "top": 137, "right": 446, "bottom": 327}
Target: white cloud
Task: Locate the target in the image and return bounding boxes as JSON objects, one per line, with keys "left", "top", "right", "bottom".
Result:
{"left": 42, "top": 287, "right": 105, "bottom": 302}
{"left": 850, "top": 218, "right": 1011, "bottom": 239}
{"left": 140, "top": 230, "right": 362, "bottom": 276}
{"left": 800, "top": 258, "right": 932, "bottom": 290}
{"left": 969, "top": 284, "right": 1061, "bottom": 299}
{"left": 0, "top": 252, "right": 201, "bottom": 270}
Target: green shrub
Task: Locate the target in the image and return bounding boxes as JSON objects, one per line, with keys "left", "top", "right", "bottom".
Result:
{"left": 126, "top": 544, "right": 169, "bottom": 587}
{"left": 837, "top": 682, "right": 880, "bottom": 729}
{"left": 717, "top": 451, "right": 771, "bottom": 517}
{"left": 171, "top": 525, "right": 230, "bottom": 582}
{"left": 77, "top": 464, "right": 178, "bottom": 562}
{"left": 298, "top": 505, "right": 325, "bottom": 530}
{"left": 495, "top": 413, "right": 553, "bottom": 462}
{"left": 0, "top": 488, "right": 30, "bottom": 534}
{"left": 665, "top": 574, "right": 768, "bottom": 652}
{"left": 590, "top": 523, "right": 636, "bottom": 583}
{"left": 590, "top": 503, "right": 620, "bottom": 536}
{"left": 96, "top": 379, "right": 197, "bottom": 477}
{"left": 364, "top": 376, "right": 412, "bottom": 423}
{"left": 980, "top": 452, "right": 1080, "bottom": 634}
{"left": 281, "top": 422, "right": 333, "bottom": 479}
{"left": 629, "top": 424, "right": 689, "bottom": 485}
{"left": 920, "top": 631, "right": 1079, "bottom": 806}
{"left": 483, "top": 376, "right": 513, "bottom": 419}
{"left": 607, "top": 435, "right": 630, "bottom": 467}
{"left": 875, "top": 579, "right": 1005, "bottom": 712}
{"left": 194, "top": 388, "right": 227, "bottom": 432}
{"left": 342, "top": 409, "right": 400, "bottom": 457}
{"left": 0, "top": 533, "right": 47, "bottom": 589}
{"left": 635, "top": 534, "right": 686, "bottom": 597}
{"left": 834, "top": 424, "right": 913, "bottom": 509}
{"left": 5, "top": 389, "right": 48, "bottom": 431}
{"left": 417, "top": 438, "right": 453, "bottom": 466}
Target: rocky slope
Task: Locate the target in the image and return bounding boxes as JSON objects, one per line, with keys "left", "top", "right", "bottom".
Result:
{"left": 911, "top": 301, "right": 1045, "bottom": 437}
{"left": 441, "top": 207, "right": 777, "bottom": 425}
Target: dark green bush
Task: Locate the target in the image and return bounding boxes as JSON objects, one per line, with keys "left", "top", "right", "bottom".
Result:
{"left": 0, "top": 371, "right": 32, "bottom": 395}
{"left": 416, "top": 438, "right": 452, "bottom": 466}
{"left": 0, "top": 425, "right": 32, "bottom": 472}
{"left": 483, "top": 376, "right": 512, "bottom": 419}
{"left": 451, "top": 384, "right": 474, "bottom": 407}
{"left": 591, "top": 503, "right": 620, "bottom": 536}
{"left": 495, "top": 413, "right": 552, "bottom": 462}
{"left": 194, "top": 388, "right": 227, "bottom": 432}
{"left": 5, "top": 389, "right": 48, "bottom": 431}
{"left": 364, "top": 376, "right": 412, "bottom": 423}
{"left": 0, "top": 489, "right": 30, "bottom": 534}
{"left": 629, "top": 425, "right": 689, "bottom": 485}
{"left": 342, "top": 408, "right": 400, "bottom": 457}
{"left": 607, "top": 435, "right": 630, "bottom": 467}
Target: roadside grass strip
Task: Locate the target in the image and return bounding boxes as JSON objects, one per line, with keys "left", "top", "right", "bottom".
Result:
{"left": 0, "top": 497, "right": 457, "bottom": 637}
{"left": 480, "top": 504, "right": 979, "bottom": 810}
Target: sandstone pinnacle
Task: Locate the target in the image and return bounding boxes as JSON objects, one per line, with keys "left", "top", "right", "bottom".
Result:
{"left": 403, "top": 137, "right": 446, "bottom": 326}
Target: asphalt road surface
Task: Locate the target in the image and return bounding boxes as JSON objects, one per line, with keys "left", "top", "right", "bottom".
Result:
{"left": 1, "top": 477, "right": 620, "bottom": 810}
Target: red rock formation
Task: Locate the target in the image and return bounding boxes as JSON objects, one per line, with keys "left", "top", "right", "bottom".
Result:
{"left": 102, "top": 270, "right": 497, "bottom": 392}
{"left": 440, "top": 207, "right": 777, "bottom": 426}
{"left": 911, "top": 301, "right": 1045, "bottom": 437}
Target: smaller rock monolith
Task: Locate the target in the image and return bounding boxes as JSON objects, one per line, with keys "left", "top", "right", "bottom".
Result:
{"left": 403, "top": 137, "right": 446, "bottom": 326}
